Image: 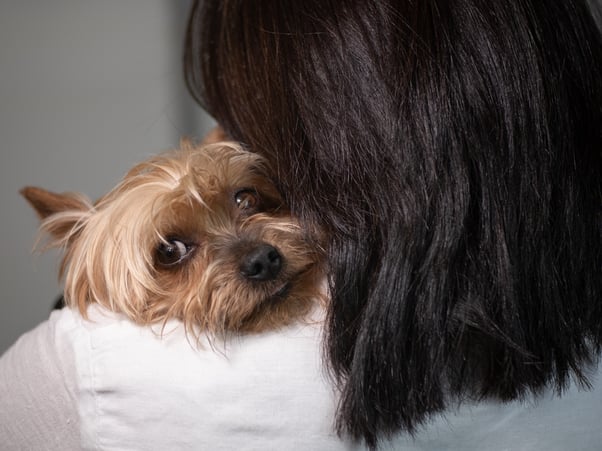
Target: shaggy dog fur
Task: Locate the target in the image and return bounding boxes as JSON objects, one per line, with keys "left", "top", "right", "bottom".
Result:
{"left": 23, "top": 141, "right": 325, "bottom": 339}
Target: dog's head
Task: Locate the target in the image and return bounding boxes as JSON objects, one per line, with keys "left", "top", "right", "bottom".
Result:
{"left": 22, "top": 141, "right": 325, "bottom": 337}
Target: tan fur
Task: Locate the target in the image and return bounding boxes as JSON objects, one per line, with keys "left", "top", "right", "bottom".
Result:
{"left": 22, "top": 140, "right": 326, "bottom": 340}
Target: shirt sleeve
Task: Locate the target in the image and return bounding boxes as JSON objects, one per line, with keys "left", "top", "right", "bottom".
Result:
{"left": 0, "top": 309, "right": 80, "bottom": 450}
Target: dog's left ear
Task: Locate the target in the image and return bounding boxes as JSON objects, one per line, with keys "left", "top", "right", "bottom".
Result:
{"left": 20, "top": 186, "right": 92, "bottom": 240}
{"left": 20, "top": 186, "right": 89, "bottom": 220}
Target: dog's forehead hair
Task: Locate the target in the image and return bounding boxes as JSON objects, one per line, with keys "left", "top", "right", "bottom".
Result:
{"left": 111, "top": 142, "right": 270, "bottom": 201}
{"left": 128, "top": 143, "right": 265, "bottom": 183}
{"left": 180, "top": 145, "right": 277, "bottom": 205}
{"left": 82, "top": 142, "right": 274, "bottom": 242}
{"left": 115, "top": 142, "right": 277, "bottom": 231}
{"left": 187, "top": 154, "right": 265, "bottom": 193}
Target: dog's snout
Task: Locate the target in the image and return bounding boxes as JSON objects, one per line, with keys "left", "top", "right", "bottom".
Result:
{"left": 240, "top": 244, "right": 282, "bottom": 281}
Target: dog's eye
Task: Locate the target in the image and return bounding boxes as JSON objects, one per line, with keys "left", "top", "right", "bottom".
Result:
{"left": 156, "top": 238, "right": 195, "bottom": 267}
{"left": 234, "top": 189, "right": 260, "bottom": 212}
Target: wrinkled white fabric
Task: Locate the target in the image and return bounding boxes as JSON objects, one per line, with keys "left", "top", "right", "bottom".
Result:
{"left": 0, "top": 306, "right": 79, "bottom": 450}
{"left": 1, "top": 305, "right": 601, "bottom": 450}
{"left": 1, "top": 306, "right": 353, "bottom": 450}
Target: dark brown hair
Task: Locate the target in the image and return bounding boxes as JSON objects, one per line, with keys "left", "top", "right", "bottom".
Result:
{"left": 185, "top": 0, "right": 602, "bottom": 446}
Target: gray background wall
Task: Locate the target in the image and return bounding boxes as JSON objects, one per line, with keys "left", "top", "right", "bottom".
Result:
{"left": 0, "top": 1, "right": 213, "bottom": 354}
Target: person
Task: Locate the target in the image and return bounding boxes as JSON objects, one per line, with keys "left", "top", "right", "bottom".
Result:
{"left": 3, "top": 1, "right": 601, "bottom": 449}
{"left": 184, "top": 0, "right": 602, "bottom": 448}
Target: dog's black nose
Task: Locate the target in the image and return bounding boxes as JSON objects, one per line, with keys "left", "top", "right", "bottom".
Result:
{"left": 240, "top": 244, "right": 282, "bottom": 281}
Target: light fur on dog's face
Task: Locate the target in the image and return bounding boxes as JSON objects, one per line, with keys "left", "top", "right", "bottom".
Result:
{"left": 22, "top": 141, "right": 325, "bottom": 338}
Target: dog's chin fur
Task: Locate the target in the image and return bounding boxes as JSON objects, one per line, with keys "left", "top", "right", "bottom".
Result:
{"left": 22, "top": 140, "right": 326, "bottom": 341}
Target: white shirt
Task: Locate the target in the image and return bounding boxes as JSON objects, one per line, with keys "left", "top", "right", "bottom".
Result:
{"left": 0, "top": 305, "right": 352, "bottom": 450}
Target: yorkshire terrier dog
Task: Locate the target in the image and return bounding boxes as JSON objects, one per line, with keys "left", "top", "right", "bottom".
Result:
{"left": 21, "top": 141, "right": 325, "bottom": 338}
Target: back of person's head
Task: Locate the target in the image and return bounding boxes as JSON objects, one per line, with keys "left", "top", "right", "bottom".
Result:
{"left": 185, "top": 0, "right": 602, "bottom": 447}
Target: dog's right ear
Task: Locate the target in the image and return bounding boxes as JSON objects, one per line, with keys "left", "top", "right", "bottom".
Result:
{"left": 20, "top": 186, "right": 92, "bottom": 239}
{"left": 199, "top": 126, "right": 228, "bottom": 145}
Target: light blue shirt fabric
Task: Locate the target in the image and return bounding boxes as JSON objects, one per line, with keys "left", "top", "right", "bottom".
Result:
{"left": 383, "top": 371, "right": 601, "bottom": 451}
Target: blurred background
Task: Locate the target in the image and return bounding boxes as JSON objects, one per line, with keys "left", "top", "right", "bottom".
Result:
{"left": 0, "top": 1, "right": 213, "bottom": 354}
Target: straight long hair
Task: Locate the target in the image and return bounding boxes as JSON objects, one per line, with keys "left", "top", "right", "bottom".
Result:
{"left": 185, "top": 0, "right": 602, "bottom": 446}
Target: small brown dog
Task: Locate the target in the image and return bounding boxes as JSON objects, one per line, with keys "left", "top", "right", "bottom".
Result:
{"left": 21, "top": 141, "right": 325, "bottom": 339}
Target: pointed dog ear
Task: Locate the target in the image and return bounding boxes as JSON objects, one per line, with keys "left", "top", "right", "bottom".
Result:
{"left": 20, "top": 186, "right": 92, "bottom": 240}
{"left": 20, "top": 186, "right": 90, "bottom": 219}
{"left": 199, "top": 125, "right": 228, "bottom": 145}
